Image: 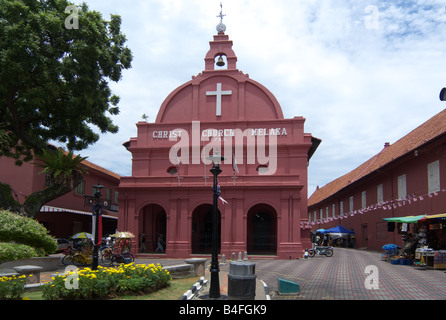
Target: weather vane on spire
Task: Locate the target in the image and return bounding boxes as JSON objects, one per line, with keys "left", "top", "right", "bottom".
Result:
{"left": 217, "top": 2, "right": 225, "bottom": 24}
{"left": 216, "top": 2, "right": 226, "bottom": 33}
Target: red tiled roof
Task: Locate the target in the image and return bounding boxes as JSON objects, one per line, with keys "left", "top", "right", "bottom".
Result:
{"left": 308, "top": 109, "right": 446, "bottom": 206}
{"left": 80, "top": 158, "right": 120, "bottom": 181}
{"left": 58, "top": 147, "right": 120, "bottom": 180}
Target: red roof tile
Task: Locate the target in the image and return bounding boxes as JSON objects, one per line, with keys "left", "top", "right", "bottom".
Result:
{"left": 308, "top": 109, "right": 446, "bottom": 206}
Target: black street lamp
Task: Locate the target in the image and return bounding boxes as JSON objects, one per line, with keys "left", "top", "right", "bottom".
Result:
{"left": 440, "top": 87, "right": 446, "bottom": 101}
{"left": 208, "top": 154, "right": 225, "bottom": 299}
{"left": 84, "top": 184, "right": 104, "bottom": 270}
{"left": 92, "top": 184, "right": 104, "bottom": 270}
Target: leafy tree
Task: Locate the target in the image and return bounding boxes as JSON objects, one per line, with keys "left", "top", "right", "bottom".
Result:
{"left": 0, "top": 0, "right": 132, "bottom": 217}
{"left": 0, "top": 0, "right": 132, "bottom": 163}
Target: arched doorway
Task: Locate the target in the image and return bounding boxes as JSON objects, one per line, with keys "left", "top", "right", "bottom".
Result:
{"left": 247, "top": 204, "right": 277, "bottom": 255}
{"left": 191, "top": 204, "right": 221, "bottom": 254}
{"left": 140, "top": 204, "right": 167, "bottom": 253}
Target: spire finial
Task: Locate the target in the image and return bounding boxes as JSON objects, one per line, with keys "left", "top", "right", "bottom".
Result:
{"left": 216, "top": 2, "right": 226, "bottom": 33}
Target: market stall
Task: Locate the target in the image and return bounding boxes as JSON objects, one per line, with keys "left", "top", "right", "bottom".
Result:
{"left": 315, "top": 225, "right": 355, "bottom": 247}
{"left": 418, "top": 214, "right": 446, "bottom": 269}
{"left": 382, "top": 213, "right": 446, "bottom": 268}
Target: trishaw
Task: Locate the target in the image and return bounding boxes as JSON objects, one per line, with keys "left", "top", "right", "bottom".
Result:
{"left": 101, "top": 231, "right": 135, "bottom": 266}
{"left": 62, "top": 232, "right": 94, "bottom": 266}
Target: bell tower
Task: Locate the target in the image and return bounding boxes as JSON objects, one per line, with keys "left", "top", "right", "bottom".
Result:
{"left": 204, "top": 4, "right": 237, "bottom": 71}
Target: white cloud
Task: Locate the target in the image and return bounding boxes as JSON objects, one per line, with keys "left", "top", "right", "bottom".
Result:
{"left": 66, "top": 0, "right": 446, "bottom": 195}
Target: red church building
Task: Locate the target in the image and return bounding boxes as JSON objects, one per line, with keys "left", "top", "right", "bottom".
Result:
{"left": 118, "top": 22, "right": 319, "bottom": 259}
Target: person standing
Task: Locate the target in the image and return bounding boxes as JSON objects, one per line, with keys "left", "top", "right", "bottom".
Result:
{"left": 155, "top": 234, "right": 165, "bottom": 253}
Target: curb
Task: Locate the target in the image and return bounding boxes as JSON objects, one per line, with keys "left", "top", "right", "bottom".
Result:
{"left": 179, "top": 277, "right": 208, "bottom": 300}
{"left": 260, "top": 279, "right": 271, "bottom": 300}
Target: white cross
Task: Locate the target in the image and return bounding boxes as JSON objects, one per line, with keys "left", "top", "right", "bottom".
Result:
{"left": 206, "top": 83, "right": 232, "bottom": 116}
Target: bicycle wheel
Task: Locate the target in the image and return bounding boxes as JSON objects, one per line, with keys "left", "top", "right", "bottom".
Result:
{"left": 101, "top": 247, "right": 113, "bottom": 266}
{"left": 62, "top": 254, "right": 75, "bottom": 265}
{"left": 123, "top": 252, "right": 134, "bottom": 263}
{"left": 74, "top": 254, "right": 87, "bottom": 266}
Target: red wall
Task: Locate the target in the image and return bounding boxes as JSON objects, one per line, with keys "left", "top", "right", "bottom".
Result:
{"left": 308, "top": 138, "right": 446, "bottom": 251}
{"left": 0, "top": 154, "right": 120, "bottom": 239}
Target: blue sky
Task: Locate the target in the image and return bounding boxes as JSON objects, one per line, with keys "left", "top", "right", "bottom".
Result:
{"left": 67, "top": 0, "right": 446, "bottom": 197}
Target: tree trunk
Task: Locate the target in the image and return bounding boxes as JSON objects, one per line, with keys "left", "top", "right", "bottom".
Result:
{"left": 0, "top": 182, "right": 21, "bottom": 213}
{"left": 0, "top": 174, "right": 83, "bottom": 218}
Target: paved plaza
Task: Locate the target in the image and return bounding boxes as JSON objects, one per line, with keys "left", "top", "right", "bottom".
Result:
{"left": 35, "top": 248, "right": 446, "bottom": 300}
{"left": 136, "top": 248, "right": 446, "bottom": 300}
{"left": 254, "top": 248, "right": 446, "bottom": 300}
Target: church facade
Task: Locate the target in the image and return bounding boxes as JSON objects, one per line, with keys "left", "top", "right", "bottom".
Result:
{"left": 118, "top": 25, "right": 319, "bottom": 259}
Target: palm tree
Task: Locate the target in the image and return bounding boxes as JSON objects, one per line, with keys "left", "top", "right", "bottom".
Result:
{"left": 34, "top": 148, "right": 88, "bottom": 189}
{"left": 15, "top": 147, "right": 90, "bottom": 218}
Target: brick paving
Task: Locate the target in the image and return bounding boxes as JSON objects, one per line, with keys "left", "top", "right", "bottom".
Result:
{"left": 38, "top": 248, "right": 446, "bottom": 300}
{"left": 253, "top": 248, "right": 446, "bottom": 300}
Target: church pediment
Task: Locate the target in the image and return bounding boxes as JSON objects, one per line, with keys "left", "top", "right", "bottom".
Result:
{"left": 155, "top": 72, "right": 284, "bottom": 123}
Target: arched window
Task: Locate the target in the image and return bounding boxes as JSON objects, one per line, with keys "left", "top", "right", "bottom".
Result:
{"left": 256, "top": 165, "right": 268, "bottom": 175}
{"left": 167, "top": 166, "right": 178, "bottom": 176}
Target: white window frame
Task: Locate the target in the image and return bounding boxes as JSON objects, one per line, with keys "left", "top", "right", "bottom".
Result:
{"left": 428, "top": 160, "right": 440, "bottom": 194}
{"left": 361, "top": 191, "right": 367, "bottom": 209}
{"left": 397, "top": 174, "right": 407, "bottom": 200}
{"left": 377, "top": 184, "right": 383, "bottom": 204}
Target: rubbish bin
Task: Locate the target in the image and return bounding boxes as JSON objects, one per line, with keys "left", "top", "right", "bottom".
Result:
{"left": 227, "top": 261, "right": 256, "bottom": 300}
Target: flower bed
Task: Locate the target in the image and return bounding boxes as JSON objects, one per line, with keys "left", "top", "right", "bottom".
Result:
{"left": 42, "top": 263, "right": 172, "bottom": 300}
{"left": 0, "top": 274, "right": 28, "bottom": 300}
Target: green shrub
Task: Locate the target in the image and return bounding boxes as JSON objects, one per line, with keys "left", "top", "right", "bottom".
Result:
{"left": 0, "top": 210, "right": 57, "bottom": 258}
{"left": 0, "top": 242, "right": 39, "bottom": 263}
